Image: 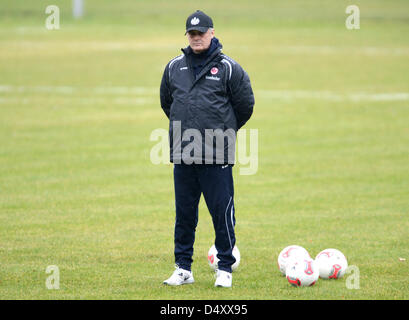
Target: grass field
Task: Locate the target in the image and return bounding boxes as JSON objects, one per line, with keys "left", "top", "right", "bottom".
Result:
{"left": 0, "top": 0, "right": 408, "bottom": 300}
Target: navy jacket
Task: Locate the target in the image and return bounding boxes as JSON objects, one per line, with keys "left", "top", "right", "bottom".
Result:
{"left": 160, "top": 39, "right": 254, "bottom": 164}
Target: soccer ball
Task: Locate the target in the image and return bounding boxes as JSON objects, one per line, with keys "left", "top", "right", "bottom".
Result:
{"left": 315, "top": 248, "right": 348, "bottom": 279}
{"left": 285, "top": 257, "right": 319, "bottom": 287}
{"left": 277, "top": 245, "right": 310, "bottom": 276}
{"left": 207, "top": 244, "right": 240, "bottom": 271}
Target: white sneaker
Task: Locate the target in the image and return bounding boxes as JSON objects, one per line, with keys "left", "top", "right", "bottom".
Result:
{"left": 163, "top": 266, "right": 194, "bottom": 286}
{"left": 214, "top": 269, "right": 232, "bottom": 288}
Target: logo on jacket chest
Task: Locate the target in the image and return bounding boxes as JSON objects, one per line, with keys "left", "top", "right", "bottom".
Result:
{"left": 206, "top": 67, "right": 220, "bottom": 81}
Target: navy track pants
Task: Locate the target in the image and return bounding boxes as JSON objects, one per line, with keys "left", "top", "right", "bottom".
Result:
{"left": 173, "top": 163, "right": 236, "bottom": 273}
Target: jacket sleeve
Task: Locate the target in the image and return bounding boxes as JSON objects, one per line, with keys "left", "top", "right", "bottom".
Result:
{"left": 227, "top": 63, "right": 255, "bottom": 129}
{"left": 160, "top": 63, "right": 172, "bottom": 119}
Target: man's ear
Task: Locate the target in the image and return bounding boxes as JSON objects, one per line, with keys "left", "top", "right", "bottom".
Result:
{"left": 210, "top": 28, "right": 215, "bottom": 38}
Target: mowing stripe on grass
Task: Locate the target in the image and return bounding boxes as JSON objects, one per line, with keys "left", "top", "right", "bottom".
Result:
{"left": 1, "top": 84, "right": 408, "bottom": 102}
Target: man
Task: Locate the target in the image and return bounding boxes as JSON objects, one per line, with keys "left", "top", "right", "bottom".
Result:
{"left": 160, "top": 10, "right": 254, "bottom": 288}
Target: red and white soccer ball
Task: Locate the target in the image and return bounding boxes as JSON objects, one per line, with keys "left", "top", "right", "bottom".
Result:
{"left": 315, "top": 248, "right": 348, "bottom": 279}
{"left": 285, "top": 257, "right": 319, "bottom": 287}
{"left": 207, "top": 244, "right": 240, "bottom": 271}
{"left": 277, "top": 245, "right": 311, "bottom": 276}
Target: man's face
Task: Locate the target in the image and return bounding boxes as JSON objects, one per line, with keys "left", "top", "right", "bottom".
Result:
{"left": 187, "top": 28, "right": 215, "bottom": 54}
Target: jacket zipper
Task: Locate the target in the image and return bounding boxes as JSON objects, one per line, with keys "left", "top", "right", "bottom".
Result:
{"left": 182, "top": 47, "right": 222, "bottom": 91}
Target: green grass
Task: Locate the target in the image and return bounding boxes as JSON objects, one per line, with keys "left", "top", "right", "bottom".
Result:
{"left": 0, "top": 0, "right": 408, "bottom": 299}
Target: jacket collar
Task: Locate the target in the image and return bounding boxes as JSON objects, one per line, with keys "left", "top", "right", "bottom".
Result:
{"left": 181, "top": 37, "right": 223, "bottom": 60}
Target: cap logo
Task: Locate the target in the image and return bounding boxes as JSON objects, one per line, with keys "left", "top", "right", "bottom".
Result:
{"left": 191, "top": 17, "right": 200, "bottom": 25}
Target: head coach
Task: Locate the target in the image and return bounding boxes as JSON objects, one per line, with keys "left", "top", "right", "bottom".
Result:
{"left": 160, "top": 10, "right": 255, "bottom": 288}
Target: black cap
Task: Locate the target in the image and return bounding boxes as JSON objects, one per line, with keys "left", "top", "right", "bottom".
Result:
{"left": 185, "top": 10, "right": 213, "bottom": 35}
